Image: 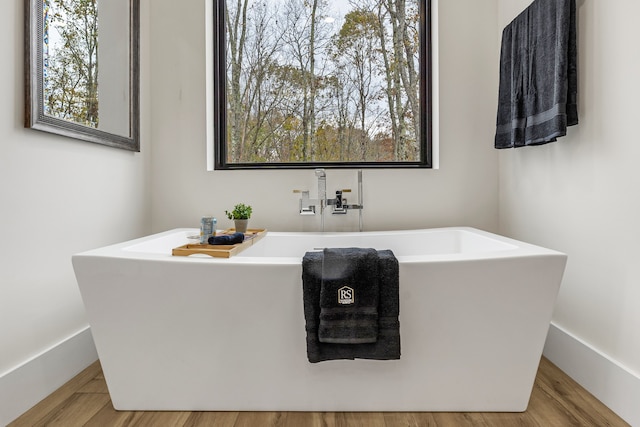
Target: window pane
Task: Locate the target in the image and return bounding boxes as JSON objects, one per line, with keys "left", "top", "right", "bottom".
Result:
{"left": 216, "top": 0, "right": 430, "bottom": 168}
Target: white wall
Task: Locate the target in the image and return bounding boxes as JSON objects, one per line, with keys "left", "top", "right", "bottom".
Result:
{"left": 3, "top": 0, "right": 637, "bottom": 423}
{"left": 149, "top": 0, "right": 499, "bottom": 234}
{"left": 498, "top": 0, "right": 640, "bottom": 424}
{"left": 0, "top": 0, "right": 151, "bottom": 423}
{"left": 5, "top": 0, "right": 638, "bottom": 422}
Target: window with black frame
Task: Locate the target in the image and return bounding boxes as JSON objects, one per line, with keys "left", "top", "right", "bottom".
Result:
{"left": 213, "top": 0, "right": 431, "bottom": 169}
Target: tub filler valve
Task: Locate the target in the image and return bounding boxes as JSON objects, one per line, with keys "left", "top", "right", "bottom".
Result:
{"left": 293, "top": 168, "right": 327, "bottom": 217}
{"left": 329, "top": 189, "right": 350, "bottom": 214}
{"left": 294, "top": 169, "right": 364, "bottom": 231}
{"left": 293, "top": 190, "right": 316, "bottom": 215}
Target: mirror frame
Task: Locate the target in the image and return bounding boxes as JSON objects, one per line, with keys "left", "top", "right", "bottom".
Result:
{"left": 25, "top": 0, "right": 140, "bottom": 152}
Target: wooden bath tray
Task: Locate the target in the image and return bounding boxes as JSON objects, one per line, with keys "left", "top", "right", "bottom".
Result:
{"left": 172, "top": 228, "right": 267, "bottom": 258}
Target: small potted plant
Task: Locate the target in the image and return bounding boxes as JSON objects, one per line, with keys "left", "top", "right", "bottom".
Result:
{"left": 226, "top": 203, "right": 252, "bottom": 233}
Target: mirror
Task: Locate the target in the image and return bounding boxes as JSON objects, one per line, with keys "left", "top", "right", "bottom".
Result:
{"left": 25, "top": 0, "right": 140, "bottom": 151}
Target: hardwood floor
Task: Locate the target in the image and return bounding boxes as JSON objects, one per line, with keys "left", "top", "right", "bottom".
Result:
{"left": 9, "top": 357, "right": 629, "bottom": 427}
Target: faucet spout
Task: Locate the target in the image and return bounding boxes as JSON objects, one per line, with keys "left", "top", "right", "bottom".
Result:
{"left": 315, "top": 168, "right": 326, "bottom": 211}
{"left": 294, "top": 169, "right": 363, "bottom": 232}
{"left": 315, "top": 169, "right": 326, "bottom": 231}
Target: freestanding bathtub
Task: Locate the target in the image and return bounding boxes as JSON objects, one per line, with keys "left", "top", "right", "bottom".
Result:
{"left": 72, "top": 227, "right": 566, "bottom": 412}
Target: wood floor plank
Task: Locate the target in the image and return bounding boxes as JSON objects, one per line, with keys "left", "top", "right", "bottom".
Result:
{"left": 77, "top": 376, "right": 109, "bottom": 394}
{"left": 30, "top": 392, "right": 111, "bottom": 427}
{"left": 121, "top": 410, "right": 192, "bottom": 427}
{"left": 182, "top": 411, "right": 240, "bottom": 427}
{"left": 282, "top": 411, "right": 336, "bottom": 427}
{"left": 527, "top": 381, "right": 584, "bottom": 426}
{"left": 7, "top": 361, "right": 103, "bottom": 427}
{"left": 383, "top": 412, "right": 439, "bottom": 426}
{"left": 234, "top": 411, "right": 287, "bottom": 427}
{"left": 532, "top": 359, "right": 629, "bottom": 426}
{"left": 479, "top": 412, "right": 538, "bottom": 427}
{"left": 335, "top": 412, "right": 386, "bottom": 427}
{"left": 431, "top": 412, "right": 491, "bottom": 427}
{"left": 8, "top": 357, "right": 631, "bottom": 427}
{"left": 83, "top": 403, "right": 150, "bottom": 427}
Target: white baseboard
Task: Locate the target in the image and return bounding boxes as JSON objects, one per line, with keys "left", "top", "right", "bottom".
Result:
{"left": 0, "top": 327, "right": 98, "bottom": 426}
{"left": 543, "top": 322, "right": 640, "bottom": 426}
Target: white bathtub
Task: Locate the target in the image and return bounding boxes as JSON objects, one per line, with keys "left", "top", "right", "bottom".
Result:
{"left": 72, "top": 227, "right": 566, "bottom": 412}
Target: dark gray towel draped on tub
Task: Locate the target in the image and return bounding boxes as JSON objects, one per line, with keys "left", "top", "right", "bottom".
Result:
{"left": 302, "top": 249, "right": 400, "bottom": 363}
{"left": 495, "top": 0, "right": 578, "bottom": 149}
{"left": 318, "top": 248, "right": 380, "bottom": 344}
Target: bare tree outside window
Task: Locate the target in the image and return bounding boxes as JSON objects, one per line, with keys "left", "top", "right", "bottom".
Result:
{"left": 216, "top": 0, "right": 431, "bottom": 168}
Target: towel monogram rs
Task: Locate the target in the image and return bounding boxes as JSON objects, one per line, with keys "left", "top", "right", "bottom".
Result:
{"left": 338, "top": 286, "right": 355, "bottom": 305}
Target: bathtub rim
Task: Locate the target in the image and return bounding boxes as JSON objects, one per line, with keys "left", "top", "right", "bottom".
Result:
{"left": 73, "top": 227, "right": 567, "bottom": 266}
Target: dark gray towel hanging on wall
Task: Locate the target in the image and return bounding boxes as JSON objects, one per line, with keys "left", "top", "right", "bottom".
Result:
{"left": 495, "top": 0, "right": 578, "bottom": 149}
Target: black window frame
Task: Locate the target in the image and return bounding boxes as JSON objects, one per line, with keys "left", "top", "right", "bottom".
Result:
{"left": 213, "top": 0, "right": 432, "bottom": 170}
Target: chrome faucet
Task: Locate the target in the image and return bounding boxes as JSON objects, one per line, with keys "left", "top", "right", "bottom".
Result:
{"left": 315, "top": 169, "right": 326, "bottom": 231}
{"left": 294, "top": 190, "right": 316, "bottom": 215}
{"left": 294, "top": 169, "right": 364, "bottom": 232}
{"left": 330, "top": 170, "right": 364, "bottom": 231}
{"left": 315, "top": 168, "right": 326, "bottom": 215}
{"left": 292, "top": 169, "right": 326, "bottom": 217}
